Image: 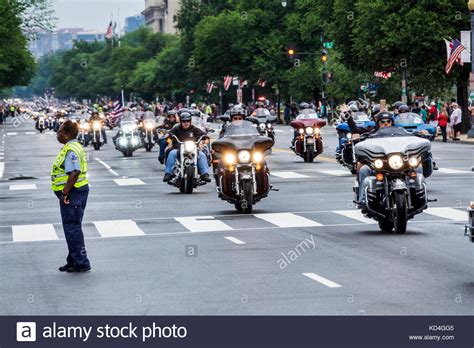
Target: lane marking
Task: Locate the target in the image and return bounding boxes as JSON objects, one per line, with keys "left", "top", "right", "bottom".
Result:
{"left": 271, "top": 171, "right": 310, "bottom": 179}
{"left": 6, "top": 132, "right": 17, "bottom": 136}
{"left": 254, "top": 213, "right": 322, "bottom": 227}
{"left": 224, "top": 236, "right": 246, "bottom": 245}
{"left": 95, "top": 157, "right": 120, "bottom": 176}
{"left": 437, "top": 168, "right": 471, "bottom": 174}
{"left": 93, "top": 220, "right": 145, "bottom": 237}
{"left": 113, "top": 178, "right": 145, "bottom": 186}
{"left": 175, "top": 216, "right": 233, "bottom": 232}
{"left": 423, "top": 208, "right": 467, "bottom": 221}
{"left": 317, "top": 169, "right": 351, "bottom": 176}
{"left": 332, "top": 210, "right": 376, "bottom": 224}
{"left": 0, "top": 163, "right": 4, "bottom": 179}
{"left": 9, "top": 184, "right": 37, "bottom": 191}
{"left": 25, "top": 132, "right": 36, "bottom": 135}
{"left": 302, "top": 272, "right": 342, "bottom": 288}
{"left": 12, "top": 224, "right": 58, "bottom": 242}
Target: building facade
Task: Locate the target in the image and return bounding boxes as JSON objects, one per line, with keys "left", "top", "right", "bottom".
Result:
{"left": 142, "top": 0, "right": 180, "bottom": 34}
{"left": 125, "top": 15, "right": 145, "bottom": 33}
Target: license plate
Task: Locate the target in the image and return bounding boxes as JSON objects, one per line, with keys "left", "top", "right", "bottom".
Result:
{"left": 306, "top": 137, "right": 314, "bottom": 144}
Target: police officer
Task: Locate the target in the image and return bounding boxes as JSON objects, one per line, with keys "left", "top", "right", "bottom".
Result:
{"left": 51, "top": 120, "right": 91, "bottom": 273}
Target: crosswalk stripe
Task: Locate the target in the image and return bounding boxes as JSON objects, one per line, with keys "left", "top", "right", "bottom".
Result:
{"left": 9, "top": 184, "right": 37, "bottom": 191}
{"left": 113, "top": 178, "right": 145, "bottom": 186}
{"left": 318, "top": 169, "right": 351, "bottom": 176}
{"left": 12, "top": 224, "right": 58, "bottom": 242}
{"left": 302, "top": 272, "right": 342, "bottom": 288}
{"left": 437, "top": 168, "right": 471, "bottom": 174}
{"left": 175, "top": 216, "right": 233, "bottom": 232}
{"left": 0, "top": 162, "right": 4, "bottom": 179}
{"left": 423, "top": 208, "right": 466, "bottom": 221}
{"left": 25, "top": 132, "right": 36, "bottom": 135}
{"left": 93, "top": 220, "right": 145, "bottom": 237}
{"left": 224, "top": 236, "right": 246, "bottom": 244}
{"left": 271, "top": 171, "right": 310, "bottom": 179}
{"left": 6, "top": 132, "right": 17, "bottom": 136}
{"left": 254, "top": 213, "right": 322, "bottom": 227}
{"left": 332, "top": 210, "right": 376, "bottom": 224}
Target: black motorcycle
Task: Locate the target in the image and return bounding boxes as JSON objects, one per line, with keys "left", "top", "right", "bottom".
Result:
{"left": 247, "top": 109, "right": 277, "bottom": 143}
{"left": 212, "top": 121, "right": 273, "bottom": 213}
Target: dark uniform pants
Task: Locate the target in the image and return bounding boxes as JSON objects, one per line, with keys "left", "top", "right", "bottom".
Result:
{"left": 55, "top": 186, "right": 90, "bottom": 268}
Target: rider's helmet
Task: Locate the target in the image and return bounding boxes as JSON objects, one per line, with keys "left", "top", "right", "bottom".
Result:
{"left": 167, "top": 110, "right": 177, "bottom": 118}
{"left": 398, "top": 104, "right": 410, "bottom": 113}
{"left": 190, "top": 103, "right": 197, "bottom": 109}
{"left": 371, "top": 104, "right": 381, "bottom": 115}
{"left": 256, "top": 101, "right": 265, "bottom": 108}
{"left": 299, "top": 102, "right": 310, "bottom": 110}
{"left": 229, "top": 106, "right": 246, "bottom": 120}
{"left": 180, "top": 112, "right": 192, "bottom": 123}
{"left": 349, "top": 104, "right": 359, "bottom": 112}
{"left": 392, "top": 101, "right": 403, "bottom": 110}
{"left": 374, "top": 111, "right": 394, "bottom": 127}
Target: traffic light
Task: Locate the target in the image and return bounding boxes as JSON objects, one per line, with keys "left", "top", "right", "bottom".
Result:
{"left": 321, "top": 49, "right": 328, "bottom": 63}
{"left": 287, "top": 44, "right": 297, "bottom": 58}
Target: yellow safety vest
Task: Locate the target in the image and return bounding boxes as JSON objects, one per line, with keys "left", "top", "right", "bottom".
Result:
{"left": 51, "top": 141, "right": 88, "bottom": 192}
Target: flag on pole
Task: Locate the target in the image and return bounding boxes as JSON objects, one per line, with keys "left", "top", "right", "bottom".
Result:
{"left": 224, "top": 76, "right": 233, "bottom": 91}
{"left": 445, "top": 38, "right": 465, "bottom": 75}
{"left": 109, "top": 96, "right": 123, "bottom": 127}
{"left": 105, "top": 21, "right": 113, "bottom": 39}
{"left": 374, "top": 71, "right": 391, "bottom": 79}
{"left": 257, "top": 78, "right": 266, "bottom": 87}
{"left": 239, "top": 79, "right": 247, "bottom": 88}
{"left": 206, "top": 81, "right": 214, "bottom": 94}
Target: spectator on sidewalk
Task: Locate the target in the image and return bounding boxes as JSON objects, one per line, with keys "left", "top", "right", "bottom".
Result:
{"left": 428, "top": 102, "right": 438, "bottom": 127}
{"left": 420, "top": 105, "right": 428, "bottom": 123}
{"left": 450, "top": 102, "right": 462, "bottom": 141}
{"left": 438, "top": 106, "right": 449, "bottom": 142}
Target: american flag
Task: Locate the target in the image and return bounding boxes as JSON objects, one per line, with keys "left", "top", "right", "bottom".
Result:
{"left": 224, "top": 76, "right": 233, "bottom": 91}
{"left": 239, "top": 79, "right": 247, "bottom": 88}
{"left": 258, "top": 78, "right": 266, "bottom": 87}
{"left": 109, "top": 96, "right": 123, "bottom": 127}
{"left": 105, "top": 21, "right": 113, "bottom": 39}
{"left": 374, "top": 71, "right": 391, "bottom": 79}
{"left": 445, "top": 38, "right": 465, "bottom": 75}
{"left": 206, "top": 81, "right": 214, "bottom": 94}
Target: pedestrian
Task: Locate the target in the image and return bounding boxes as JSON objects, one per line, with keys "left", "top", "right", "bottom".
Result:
{"left": 428, "top": 102, "right": 438, "bottom": 127}
{"left": 450, "top": 102, "right": 462, "bottom": 141}
{"left": 284, "top": 103, "right": 291, "bottom": 125}
{"left": 51, "top": 120, "right": 91, "bottom": 273}
{"left": 420, "top": 105, "right": 428, "bottom": 123}
{"left": 438, "top": 106, "right": 449, "bottom": 142}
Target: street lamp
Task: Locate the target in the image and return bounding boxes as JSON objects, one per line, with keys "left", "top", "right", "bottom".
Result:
{"left": 468, "top": 1, "right": 474, "bottom": 137}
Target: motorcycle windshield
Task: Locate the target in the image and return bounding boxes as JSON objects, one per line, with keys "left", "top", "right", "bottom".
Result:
{"left": 212, "top": 121, "right": 273, "bottom": 153}
{"left": 142, "top": 111, "right": 155, "bottom": 120}
{"left": 121, "top": 121, "right": 137, "bottom": 134}
{"left": 296, "top": 109, "right": 319, "bottom": 119}
{"left": 121, "top": 111, "right": 136, "bottom": 121}
{"left": 394, "top": 112, "right": 423, "bottom": 125}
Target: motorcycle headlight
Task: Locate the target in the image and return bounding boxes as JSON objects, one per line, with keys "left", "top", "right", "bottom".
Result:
{"left": 132, "top": 138, "right": 140, "bottom": 146}
{"left": 84, "top": 123, "right": 90, "bottom": 130}
{"left": 145, "top": 122, "right": 154, "bottom": 130}
{"left": 93, "top": 121, "right": 101, "bottom": 130}
{"left": 122, "top": 125, "right": 133, "bottom": 133}
{"left": 59, "top": 118, "right": 64, "bottom": 122}
{"left": 119, "top": 138, "right": 127, "bottom": 146}
{"left": 238, "top": 150, "right": 251, "bottom": 163}
{"left": 253, "top": 151, "right": 263, "bottom": 163}
{"left": 347, "top": 132, "right": 352, "bottom": 139}
{"left": 305, "top": 127, "right": 314, "bottom": 135}
{"left": 39, "top": 117, "right": 44, "bottom": 121}
{"left": 259, "top": 123, "right": 266, "bottom": 130}
{"left": 298, "top": 128, "right": 304, "bottom": 134}
{"left": 388, "top": 154, "right": 404, "bottom": 170}
{"left": 314, "top": 127, "right": 320, "bottom": 134}
{"left": 224, "top": 153, "right": 236, "bottom": 165}
{"left": 408, "top": 156, "right": 420, "bottom": 167}
{"left": 267, "top": 123, "right": 272, "bottom": 129}
{"left": 184, "top": 141, "right": 196, "bottom": 153}
{"left": 374, "top": 159, "right": 384, "bottom": 169}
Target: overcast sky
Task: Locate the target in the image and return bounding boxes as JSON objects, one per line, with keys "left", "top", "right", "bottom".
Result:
{"left": 52, "top": 0, "right": 145, "bottom": 31}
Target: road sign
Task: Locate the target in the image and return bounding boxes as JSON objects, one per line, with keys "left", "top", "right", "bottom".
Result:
{"left": 323, "top": 42, "right": 334, "bottom": 49}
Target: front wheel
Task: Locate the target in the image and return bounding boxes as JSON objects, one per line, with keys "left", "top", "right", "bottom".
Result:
{"left": 378, "top": 218, "right": 394, "bottom": 232}
{"left": 240, "top": 180, "right": 254, "bottom": 214}
{"left": 183, "top": 165, "right": 194, "bottom": 194}
{"left": 145, "top": 143, "right": 153, "bottom": 152}
{"left": 93, "top": 142, "right": 100, "bottom": 151}
{"left": 305, "top": 147, "right": 315, "bottom": 163}
{"left": 393, "top": 191, "right": 408, "bottom": 234}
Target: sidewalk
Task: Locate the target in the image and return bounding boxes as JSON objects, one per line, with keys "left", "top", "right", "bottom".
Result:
{"left": 434, "top": 134, "right": 474, "bottom": 145}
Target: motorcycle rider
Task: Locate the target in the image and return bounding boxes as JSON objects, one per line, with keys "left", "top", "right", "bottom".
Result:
{"left": 89, "top": 111, "right": 107, "bottom": 144}
{"left": 157, "top": 110, "right": 178, "bottom": 164}
{"left": 290, "top": 102, "right": 312, "bottom": 149}
{"left": 219, "top": 105, "right": 246, "bottom": 138}
{"left": 163, "top": 112, "right": 211, "bottom": 183}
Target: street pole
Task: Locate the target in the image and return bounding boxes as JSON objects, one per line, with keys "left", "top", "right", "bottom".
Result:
{"left": 322, "top": 51, "right": 327, "bottom": 119}
{"left": 401, "top": 68, "right": 408, "bottom": 104}
{"left": 219, "top": 87, "right": 223, "bottom": 115}
{"left": 121, "top": 88, "right": 125, "bottom": 107}
{"left": 468, "top": 0, "right": 474, "bottom": 137}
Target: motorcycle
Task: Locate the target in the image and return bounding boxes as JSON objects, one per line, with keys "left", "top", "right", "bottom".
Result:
{"left": 115, "top": 120, "right": 141, "bottom": 157}
{"left": 140, "top": 113, "right": 157, "bottom": 152}
{"left": 337, "top": 132, "right": 359, "bottom": 174}
{"left": 53, "top": 117, "right": 65, "bottom": 132}
{"left": 248, "top": 109, "right": 277, "bottom": 143}
{"left": 36, "top": 116, "right": 46, "bottom": 133}
{"left": 353, "top": 127, "right": 434, "bottom": 234}
{"left": 46, "top": 115, "right": 55, "bottom": 130}
{"left": 90, "top": 120, "right": 104, "bottom": 150}
{"left": 465, "top": 202, "right": 474, "bottom": 243}
{"left": 290, "top": 113, "right": 326, "bottom": 163}
{"left": 78, "top": 121, "right": 90, "bottom": 146}
{"left": 212, "top": 121, "right": 273, "bottom": 213}
{"left": 166, "top": 134, "right": 209, "bottom": 194}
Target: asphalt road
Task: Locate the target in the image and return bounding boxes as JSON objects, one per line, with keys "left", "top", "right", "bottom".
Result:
{"left": 0, "top": 118, "right": 473, "bottom": 315}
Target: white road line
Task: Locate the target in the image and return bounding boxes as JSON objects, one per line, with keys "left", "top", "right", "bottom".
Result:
{"left": 271, "top": 171, "right": 310, "bottom": 179}
{"left": 9, "top": 184, "right": 37, "bottom": 191}
{"left": 25, "top": 132, "right": 36, "bottom": 135}
{"left": 93, "top": 220, "right": 145, "bottom": 238}
{"left": 224, "top": 236, "right": 246, "bottom": 245}
{"left": 0, "top": 163, "right": 4, "bottom": 179}
{"left": 437, "top": 168, "right": 471, "bottom": 174}
{"left": 175, "top": 216, "right": 233, "bottom": 232}
{"left": 12, "top": 224, "right": 58, "bottom": 242}
{"left": 6, "top": 132, "right": 17, "bottom": 136}
{"left": 113, "top": 178, "right": 145, "bottom": 186}
{"left": 254, "top": 213, "right": 322, "bottom": 227}
{"left": 332, "top": 210, "right": 376, "bottom": 224}
{"left": 95, "top": 157, "right": 120, "bottom": 176}
{"left": 423, "top": 208, "right": 467, "bottom": 221}
{"left": 302, "top": 272, "right": 342, "bottom": 288}
{"left": 317, "top": 169, "right": 351, "bottom": 176}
